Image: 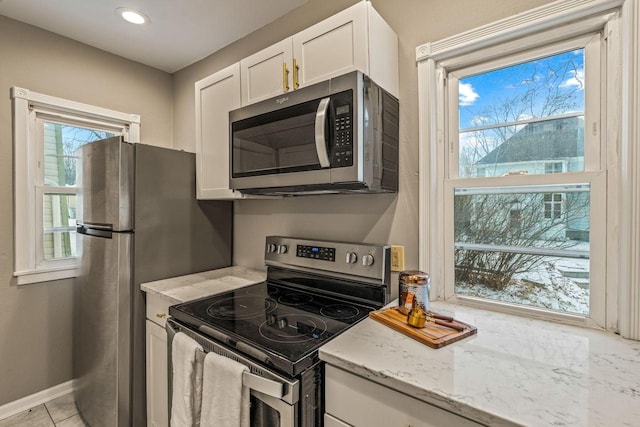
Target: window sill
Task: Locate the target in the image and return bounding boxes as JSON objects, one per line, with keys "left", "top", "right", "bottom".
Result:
{"left": 449, "top": 294, "right": 605, "bottom": 330}
{"left": 14, "top": 266, "right": 78, "bottom": 285}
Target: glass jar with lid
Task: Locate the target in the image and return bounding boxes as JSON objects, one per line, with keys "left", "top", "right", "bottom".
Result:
{"left": 398, "top": 270, "right": 430, "bottom": 315}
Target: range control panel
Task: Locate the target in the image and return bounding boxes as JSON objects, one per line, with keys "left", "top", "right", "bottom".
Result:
{"left": 296, "top": 245, "right": 336, "bottom": 262}
{"left": 264, "top": 236, "right": 390, "bottom": 282}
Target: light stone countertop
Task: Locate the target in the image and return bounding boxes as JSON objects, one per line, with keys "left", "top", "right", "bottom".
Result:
{"left": 140, "top": 265, "right": 267, "bottom": 304}
{"left": 319, "top": 300, "right": 640, "bottom": 427}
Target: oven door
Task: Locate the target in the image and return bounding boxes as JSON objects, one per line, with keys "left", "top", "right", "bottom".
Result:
{"left": 166, "top": 318, "right": 299, "bottom": 427}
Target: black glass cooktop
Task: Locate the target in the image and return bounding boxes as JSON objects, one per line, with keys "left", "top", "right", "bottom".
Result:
{"left": 169, "top": 281, "right": 376, "bottom": 376}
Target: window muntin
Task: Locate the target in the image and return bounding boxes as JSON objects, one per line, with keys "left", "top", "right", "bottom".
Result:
{"left": 444, "top": 36, "right": 602, "bottom": 319}
{"left": 458, "top": 49, "right": 585, "bottom": 179}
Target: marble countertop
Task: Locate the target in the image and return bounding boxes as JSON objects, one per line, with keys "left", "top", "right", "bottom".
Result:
{"left": 319, "top": 300, "right": 640, "bottom": 427}
{"left": 140, "top": 265, "right": 267, "bottom": 304}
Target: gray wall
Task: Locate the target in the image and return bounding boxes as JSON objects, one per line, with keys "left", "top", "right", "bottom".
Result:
{"left": 0, "top": 0, "right": 556, "bottom": 408}
{"left": 0, "top": 15, "right": 173, "bottom": 405}
{"left": 172, "top": 0, "right": 554, "bottom": 272}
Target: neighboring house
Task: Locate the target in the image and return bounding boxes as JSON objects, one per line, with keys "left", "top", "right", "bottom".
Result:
{"left": 473, "top": 116, "right": 589, "bottom": 242}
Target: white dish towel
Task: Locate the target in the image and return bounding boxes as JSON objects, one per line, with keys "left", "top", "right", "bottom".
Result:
{"left": 171, "top": 332, "right": 204, "bottom": 427}
{"left": 200, "top": 353, "right": 250, "bottom": 427}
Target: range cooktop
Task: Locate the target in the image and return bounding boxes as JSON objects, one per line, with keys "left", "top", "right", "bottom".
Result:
{"left": 170, "top": 280, "right": 377, "bottom": 375}
{"left": 169, "top": 236, "right": 391, "bottom": 376}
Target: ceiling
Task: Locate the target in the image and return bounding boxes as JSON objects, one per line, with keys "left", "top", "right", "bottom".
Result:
{"left": 0, "top": 0, "right": 309, "bottom": 73}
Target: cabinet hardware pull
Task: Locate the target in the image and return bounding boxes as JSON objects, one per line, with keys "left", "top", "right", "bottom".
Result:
{"left": 293, "top": 58, "right": 300, "bottom": 89}
{"left": 283, "top": 63, "right": 290, "bottom": 92}
{"left": 156, "top": 313, "right": 166, "bottom": 318}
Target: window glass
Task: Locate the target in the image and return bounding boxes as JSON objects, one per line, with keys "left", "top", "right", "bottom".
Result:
{"left": 458, "top": 49, "right": 585, "bottom": 178}
{"left": 43, "top": 194, "right": 77, "bottom": 260}
{"left": 42, "top": 121, "right": 115, "bottom": 261}
{"left": 454, "top": 186, "right": 590, "bottom": 315}
{"left": 43, "top": 122, "right": 114, "bottom": 186}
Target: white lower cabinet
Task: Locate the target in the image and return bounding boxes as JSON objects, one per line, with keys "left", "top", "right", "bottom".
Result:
{"left": 324, "top": 365, "right": 482, "bottom": 427}
{"left": 145, "top": 294, "right": 170, "bottom": 427}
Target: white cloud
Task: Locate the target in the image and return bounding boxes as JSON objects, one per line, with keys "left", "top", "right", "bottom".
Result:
{"left": 471, "top": 115, "right": 489, "bottom": 126}
{"left": 459, "top": 82, "right": 479, "bottom": 106}
{"left": 560, "top": 68, "right": 584, "bottom": 90}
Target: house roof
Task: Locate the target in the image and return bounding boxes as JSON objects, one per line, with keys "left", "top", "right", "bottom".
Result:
{"left": 477, "top": 116, "right": 584, "bottom": 164}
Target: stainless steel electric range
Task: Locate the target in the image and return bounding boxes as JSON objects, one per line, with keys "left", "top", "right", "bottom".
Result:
{"left": 167, "top": 236, "right": 391, "bottom": 427}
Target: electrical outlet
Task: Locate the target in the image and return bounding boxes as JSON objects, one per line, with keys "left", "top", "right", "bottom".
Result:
{"left": 391, "top": 245, "right": 405, "bottom": 272}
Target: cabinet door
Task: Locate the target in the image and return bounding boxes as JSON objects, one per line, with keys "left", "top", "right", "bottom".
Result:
{"left": 146, "top": 320, "right": 168, "bottom": 427}
{"left": 325, "top": 365, "right": 483, "bottom": 427}
{"left": 292, "top": 2, "right": 368, "bottom": 88}
{"left": 240, "top": 40, "right": 293, "bottom": 105}
{"left": 195, "top": 63, "right": 243, "bottom": 199}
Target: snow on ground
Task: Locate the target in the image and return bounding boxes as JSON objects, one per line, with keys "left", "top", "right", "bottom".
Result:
{"left": 455, "top": 243, "right": 590, "bottom": 315}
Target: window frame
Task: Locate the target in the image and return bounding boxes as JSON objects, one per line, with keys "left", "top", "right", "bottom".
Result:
{"left": 11, "top": 87, "right": 140, "bottom": 285}
{"left": 416, "top": 0, "right": 627, "bottom": 330}
{"left": 444, "top": 35, "right": 605, "bottom": 325}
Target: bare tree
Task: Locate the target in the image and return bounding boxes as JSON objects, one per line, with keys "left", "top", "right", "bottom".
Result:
{"left": 61, "top": 127, "right": 110, "bottom": 186}
{"left": 454, "top": 191, "right": 589, "bottom": 290}
{"left": 455, "top": 51, "right": 588, "bottom": 291}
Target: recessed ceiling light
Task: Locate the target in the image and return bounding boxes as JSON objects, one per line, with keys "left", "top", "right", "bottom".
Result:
{"left": 115, "top": 8, "right": 149, "bottom": 25}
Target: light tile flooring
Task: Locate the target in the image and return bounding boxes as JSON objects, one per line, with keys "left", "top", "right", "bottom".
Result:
{"left": 0, "top": 393, "right": 88, "bottom": 427}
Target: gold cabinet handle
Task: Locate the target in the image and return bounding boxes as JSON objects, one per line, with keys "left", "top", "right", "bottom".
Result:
{"left": 156, "top": 313, "right": 167, "bottom": 319}
{"left": 293, "top": 58, "right": 300, "bottom": 89}
{"left": 283, "top": 62, "right": 290, "bottom": 92}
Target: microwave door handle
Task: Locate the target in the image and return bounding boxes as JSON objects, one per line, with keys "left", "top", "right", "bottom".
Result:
{"left": 314, "top": 97, "right": 331, "bottom": 168}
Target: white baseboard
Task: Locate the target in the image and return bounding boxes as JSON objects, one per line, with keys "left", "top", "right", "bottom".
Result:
{"left": 0, "top": 380, "right": 76, "bottom": 421}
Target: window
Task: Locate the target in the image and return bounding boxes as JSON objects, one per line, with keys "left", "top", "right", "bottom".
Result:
{"left": 543, "top": 193, "right": 563, "bottom": 220}
{"left": 545, "top": 162, "right": 564, "bottom": 174}
{"left": 11, "top": 88, "right": 140, "bottom": 285}
{"left": 415, "top": 0, "right": 628, "bottom": 328}
{"left": 41, "top": 121, "right": 115, "bottom": 261}
{"left": 447, "top": 38, "right": 603, "bottom": 319}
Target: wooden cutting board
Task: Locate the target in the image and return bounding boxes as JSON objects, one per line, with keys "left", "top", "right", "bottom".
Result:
{"left": 369, "top": 307, "right": 477, "bottom": 349}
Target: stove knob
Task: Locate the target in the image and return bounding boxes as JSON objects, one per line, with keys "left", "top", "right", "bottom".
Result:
{"left": 277, "top": 244, "right": 288, "bottom": 254}
{"left": 362, "top": 254, "right": 375, "bottom": 266}
{"left": 267, "top": 243, "right": 277, "bottom": 253}
{"left": 345, "top": 252, "right": 358, "bottom": 264}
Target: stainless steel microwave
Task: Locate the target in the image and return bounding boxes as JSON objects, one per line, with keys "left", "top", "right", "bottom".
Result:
{"left": 229, "top": 71, "right": 399, "bottom": 195}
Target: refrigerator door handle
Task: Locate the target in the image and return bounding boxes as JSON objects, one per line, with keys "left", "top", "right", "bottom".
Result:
{"left": 77, "top": 224, "right": 113, "bottom": 239}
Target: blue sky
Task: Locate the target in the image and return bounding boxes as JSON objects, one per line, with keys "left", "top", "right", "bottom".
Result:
{"left": 458, "top": 49, "right": 585, "bottom": 130}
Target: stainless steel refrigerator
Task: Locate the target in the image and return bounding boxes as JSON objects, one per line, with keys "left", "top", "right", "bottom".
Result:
{"left": 73, "top": 137, "right": 232, "bottom": 427}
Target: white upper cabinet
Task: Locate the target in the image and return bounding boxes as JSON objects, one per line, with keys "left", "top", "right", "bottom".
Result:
{"left": 195, "top": 63, "right": 244, "bottom": 200}
{"left": 240, "top": 1, "right": 398, "bottom": 106}
{"left": 240, "top": 40, "right": 294, "bottom": 105}
{"left": 196, "top": 1, "right": 398, "bottom": 199}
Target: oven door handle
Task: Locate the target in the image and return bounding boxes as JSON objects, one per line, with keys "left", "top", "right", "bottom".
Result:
{"left": 314, "top": 97, "right": 331, "bottom": 168}
{"left": 242, "top": 371, "right": 284, "bottom": 399}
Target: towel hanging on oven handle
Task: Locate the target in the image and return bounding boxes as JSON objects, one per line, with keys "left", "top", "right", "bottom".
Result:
{"left": 196, "top": 349, "right": 284, "bottom": 399}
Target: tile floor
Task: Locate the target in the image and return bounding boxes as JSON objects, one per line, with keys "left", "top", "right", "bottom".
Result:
{"left": 0, "top": 393, "right": 88, "bottom": 427}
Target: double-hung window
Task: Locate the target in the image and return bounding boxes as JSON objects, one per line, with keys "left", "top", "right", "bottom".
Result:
{"left": 11, "top": 88, "right": 140, "bottom": 285}
{"left": 447, "top": 38, "right": 604, "bottom": 321}
{"left": 417, "top": 0, "right": 629, "bottom": 329}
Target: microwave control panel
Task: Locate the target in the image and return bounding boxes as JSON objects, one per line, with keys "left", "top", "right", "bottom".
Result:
{"left": 332, "top": 93, "right": 353, "bottom": 168}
